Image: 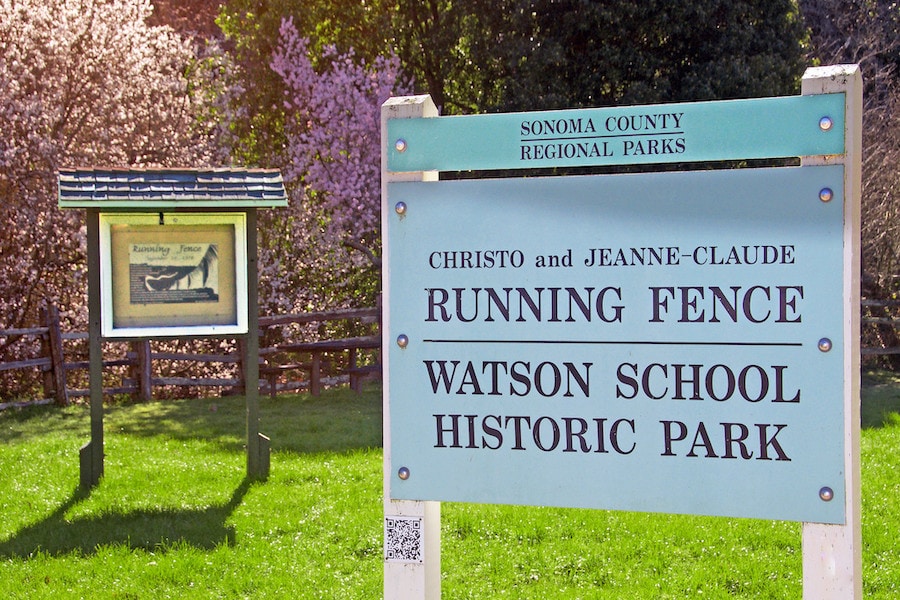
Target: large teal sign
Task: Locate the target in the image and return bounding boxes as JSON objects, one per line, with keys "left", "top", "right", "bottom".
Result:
{"left": 387, "top": 165, "right": 846, "bottom": 523}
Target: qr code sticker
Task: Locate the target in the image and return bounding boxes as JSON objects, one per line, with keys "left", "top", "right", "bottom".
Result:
{"left": 384, "top": 516, "right": 423, "bottom": 563}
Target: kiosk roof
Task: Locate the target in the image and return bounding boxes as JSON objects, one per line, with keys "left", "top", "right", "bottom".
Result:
{"left": 58, "top": 167, "right": 288, "bottom": 209}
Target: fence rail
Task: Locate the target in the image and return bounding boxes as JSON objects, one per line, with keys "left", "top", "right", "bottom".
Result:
{"left": 4, "top": 297, "right": 895, "bottom": 406}
{"left": 862, "top": 299, "right": 900, "bottom": 357}
{"left": 0, "top": 303, "right": 381, "bottom": 406}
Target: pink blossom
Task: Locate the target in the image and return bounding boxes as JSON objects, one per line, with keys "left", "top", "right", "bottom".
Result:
{"left": 0, "top": 0, "right": 226, "bottom": 393}
{"left": 268, "top": 17, "right": 410, "bottom": 311}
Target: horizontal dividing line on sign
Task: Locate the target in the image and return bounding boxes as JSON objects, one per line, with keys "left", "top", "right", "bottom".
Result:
{"left": 421, "top": 339, "right": 803, "bottom": 347}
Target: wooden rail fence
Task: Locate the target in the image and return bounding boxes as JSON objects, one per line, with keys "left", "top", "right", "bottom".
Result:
{"left": 0, "top": 303, "right": 381, "bottom": 407}
{"left": 3, "top": 297, "right": 894, "bottom": 407}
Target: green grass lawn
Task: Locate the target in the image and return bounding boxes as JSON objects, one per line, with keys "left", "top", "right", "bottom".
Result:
{"left": 0, "top": 374, "right": 898, "bottom": 598}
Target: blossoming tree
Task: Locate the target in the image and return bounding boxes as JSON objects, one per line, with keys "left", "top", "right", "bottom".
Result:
{"left": 268, "top": 17, "right": 410, "bottom": 312}
{"left": 0, "top": 0, "right": 223, "bottom": 393}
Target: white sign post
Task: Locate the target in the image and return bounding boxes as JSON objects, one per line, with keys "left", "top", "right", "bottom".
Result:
{"left": 800, "top": 65, "right": 863, "bottom": 599}
{"left": 381, "top": 95, "right": 442, "bottom": 599}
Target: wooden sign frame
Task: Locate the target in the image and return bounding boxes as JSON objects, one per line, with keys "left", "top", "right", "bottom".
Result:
{"left": 98, "top": 212, "right": 249, "bottom": 338}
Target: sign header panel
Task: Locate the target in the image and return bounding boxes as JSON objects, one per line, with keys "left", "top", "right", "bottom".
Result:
{"left": 386, "top": 165, "right": 845, "bottom": 523}
{"left": 387, "top": 94, "right": 845, "bottom": 172}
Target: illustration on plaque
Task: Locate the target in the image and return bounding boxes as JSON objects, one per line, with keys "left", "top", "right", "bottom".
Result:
{"left": 129, "top": 242, "right": 220, "bottom": 304}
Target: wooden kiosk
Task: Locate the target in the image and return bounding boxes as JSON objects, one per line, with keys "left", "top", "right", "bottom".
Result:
{"left": 58, "top": 168, "right": 287, "bottom": 487}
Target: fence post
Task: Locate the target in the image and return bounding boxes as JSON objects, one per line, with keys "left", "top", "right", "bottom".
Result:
{"left": 131, "top": 340, "right": 152, "bottom": 402}
{"left": 235, "top": 337, "right": 248, "bottom": 396}
{"left": 39, "top": 306, "right": 55, "bottom": 402}
{"left": 42, "top": 303, "right": 68, "bottom": 406}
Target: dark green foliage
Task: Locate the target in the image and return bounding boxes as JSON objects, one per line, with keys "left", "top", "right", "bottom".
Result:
{"left": 220, "top": 0, "right": 810, "bottom": 122}
{"left": 479, "top": 0, "right": 809, "bottom": 112}
{"left": 801, "top": 1, "right": 900, "bottom": 323}
{"left": 389, "top": 0, "right": 808, "bottom": 114}
{"left": 389, "top": 0, "right": 507, "bottom": 113}
{"left": 217, "top": 0, "right": 394, "bottom": 166}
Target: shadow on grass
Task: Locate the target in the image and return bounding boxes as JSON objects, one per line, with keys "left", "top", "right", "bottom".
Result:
{"left": 0, "top": 478, "right": 252, "bottom": 558}
{"left": 0, "top": 385, "right": 382, "bottom": 456}
{"left": 0, "top": 403, "right": 88, "bottom": 444}
{"left": 102, "top": 385, "right": 383, "bottom": 455}
{"left": 862, "top": 370, "right": 900, "bottom": 429}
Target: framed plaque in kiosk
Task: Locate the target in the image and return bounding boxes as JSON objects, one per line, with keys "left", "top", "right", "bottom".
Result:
{"left": 99, "top": 212, "right": 248, "bottom": 338}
